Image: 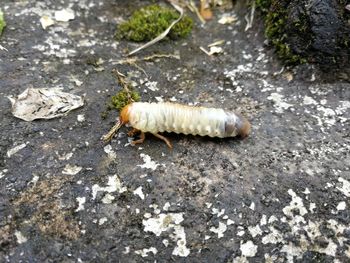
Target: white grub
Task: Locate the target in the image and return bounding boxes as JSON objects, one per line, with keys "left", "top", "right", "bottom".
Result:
{"left": 337, "top": 177, "right": 350, "bottom": 197}
{"left": 7, "top": 143, "right": 27, "bottom": 158}
{"left": 15, "top": 231, "right": 27, "bottom": 244}
{"left": 8, "top": 88, "right": 84, "bottom": 121}
{"left": 40, "top": 15, "right": 55, "bottom": 29}
{"left": 62, "top": 164, "right": 82, "bottom": 175}
{"left": 54, "top": 9, "right": 75, "bottom": 22}
{"left": 282, "top": 189, "right": 308, "bottom": 217}
{"left": 209, "top": 222, "right": 227, "bottom": 238}
{"left": 240, "top": 240, "right": 258, "bottom": 257}
{"left": 91, "top": 175, "right": 127, "bottom": 200}
{"left": 137, "top": 154, "right": 159, "bottom": 170}
{"left": 133, "top": 186, "right": 145, "bottom": 200}
{"left": 75, "top": 197, "right": 86, "bottom": 212}
{"left": 135, "top": 247, "right": 158, "bottom": 257}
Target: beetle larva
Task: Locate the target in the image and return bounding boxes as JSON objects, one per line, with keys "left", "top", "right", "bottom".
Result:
{"left": 115, "top": 102, "right": 251, "bottom": 148}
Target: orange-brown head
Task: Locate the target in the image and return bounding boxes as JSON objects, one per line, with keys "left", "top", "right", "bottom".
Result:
{"left": 119, "top": 103, "right": 132, "bottom": 124}
{"left": 224, "top": 112, "right": 251, "bottom": 138}
{"left": 237, "top": 117, "right": 251, "bottom": 138}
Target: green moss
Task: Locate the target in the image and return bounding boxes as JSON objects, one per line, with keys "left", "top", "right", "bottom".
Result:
{"left": 0, "top": 10, "right": 6, "bottom": 37}
{"left": 110, "top": 89, "right": 141, "bottom": 112}
{"left": 255, "top": 0, "right": 272, "bottom": 13}
{"left": 116, "top": 5, "right": 193, "bottom": 42}
{"left": 256, "top": 0, "right": 307, "bottom": 64}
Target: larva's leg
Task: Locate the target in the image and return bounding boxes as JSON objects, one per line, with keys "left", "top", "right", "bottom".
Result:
{"left": 128, "top": 128, "right": 140, "bottom": 137}
{"left": 153, "top": 133, "right": 173, "bottom": 149}
{"left": 130, "top": 131, "right": 145, "bottom": 146}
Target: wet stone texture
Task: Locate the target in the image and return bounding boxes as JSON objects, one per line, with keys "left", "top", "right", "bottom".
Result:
{"left": 0, "top": 0, "right": 350, "bottom": 262}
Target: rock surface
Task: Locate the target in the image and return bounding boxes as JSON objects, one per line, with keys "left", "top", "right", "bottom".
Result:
{"left": 264, "top": 0, "right": 350, "bottom": 70}
{"left": 0, "top": 0, "right": 350, "bottom": 262}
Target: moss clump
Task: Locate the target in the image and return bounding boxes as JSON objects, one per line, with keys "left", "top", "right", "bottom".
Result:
{"left": 255, "top": 0, "right": 271, "bottom": 13}
{"left": 256, "top": 1, "right": 307, "bottom": 64}
{"left": 0, "top": 10, "right": 6, "bottom": 37}
{"left": 110, "top": 89, "right": 141, "bottom": 112}
{"left": 117, "top": 5, "right": 193, "bottom": 42}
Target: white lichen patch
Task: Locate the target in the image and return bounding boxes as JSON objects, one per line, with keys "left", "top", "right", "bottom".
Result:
{"left": 15, "top": 231, "right": 27, "bottom": 244}
{"left": 336, "top": 201, "right": 346, "bottom": 211}
{"left": 54, "top": 9, "right": 75, "bottom": 22}
{"left": 282, "top": 189, "right": 308, "bottom": 217}
{"left": 98, "top": 217, "right": 108, "bottom": 225}
{"left": 137, "top": 154, "right": 159, "bottom": 170}
{"left": 40, "top": 15, "right": 54, "bottom": 29}
{"left": 303, "top": 96, "right": 318, "bottom": 105}
{"left": 101, "top": 193, "right": 115, "bottom": 204}
{"left": 62, "top": 164, "right": 82, "bottom": 175}
{"left": 91, "top": 175, "right": 127, "bottom": 200}
{"left": 145, "top": 81, "right": 158, "bottom": 91}
{"left": 77, "top": 114, "right": 85, "bottom": 122}
{"left": 133, "top": 186, "right": 145, "bottom": 200}
{"left": 212, "top": 208, "right": 225, "bottom": 217}
{"left": 337, "top": 177, "right": 350, "bottom": 197}
{"left": 103, "top": 144, "right": 116, "bottom": 160}
{"left": 267, "top": 93, "right": 293, "bottom": 113}
{"left": 75, "top": 197, "right": 86, "bottom": 212}
{"left": 262, "top": 226, "right": 283, "bottom": 244}
{"left": 7, "top": 143, "right": 27, "bottom": 158}
{"left": 143, "top": 213, "right": 190, "bottom": 257}
{"left": 209, "top": 222, "right": 227, "bottom": 238}
{"left": 248, "top": 224, "right": 262, "bottom": 238}
{"left": 240, "top": 240, "right": 258, "bottom": 257}
{"left": 135, "top": 247, "right": 158, "bottom": 257}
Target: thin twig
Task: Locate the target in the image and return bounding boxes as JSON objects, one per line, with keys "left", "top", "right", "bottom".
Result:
{"left": 113, "top": 53, "right": 180, "bottom": 65}
{"left": 128, "top": 2, "right": 184, "bottom": 56}
{"left": 101, "top": 119, "right": 123, "bottom": 143}
{"left": 245, "top": 1, "right": 256, "bottom": 31}
{"left": 188, "top": 0, "right": 206, "bottom": 24}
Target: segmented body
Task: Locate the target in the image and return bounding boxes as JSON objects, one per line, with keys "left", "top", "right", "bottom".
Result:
{"left": 121, "top": 102, "right": 250, "bottom": 138}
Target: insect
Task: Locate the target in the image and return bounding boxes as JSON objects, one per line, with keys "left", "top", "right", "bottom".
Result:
{"left": 102, "top": 102, "right": 251, "bottom": 148}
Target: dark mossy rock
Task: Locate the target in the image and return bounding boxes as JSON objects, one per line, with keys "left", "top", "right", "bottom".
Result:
{"left": 257, "top": 0, "right": 350, "bottom": 69}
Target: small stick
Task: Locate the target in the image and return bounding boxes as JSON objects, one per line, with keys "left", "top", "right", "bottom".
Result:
{"left": 245, "top": 1, "right": 256, "bottom": 31}
{"left": 101, "top": 119, "right": 123, "bottom": 143}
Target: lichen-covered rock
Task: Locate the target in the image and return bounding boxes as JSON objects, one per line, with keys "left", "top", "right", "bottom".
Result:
{"left": 258, "top": 0, "right": 350, "bottom": 68}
